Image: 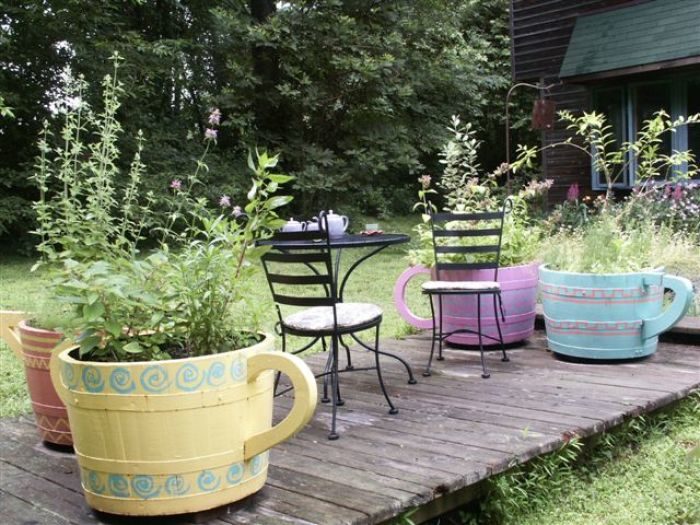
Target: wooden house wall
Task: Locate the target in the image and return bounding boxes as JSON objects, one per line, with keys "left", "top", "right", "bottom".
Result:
{"left": 510, "top": 0, "right": 641, "bottom": 201}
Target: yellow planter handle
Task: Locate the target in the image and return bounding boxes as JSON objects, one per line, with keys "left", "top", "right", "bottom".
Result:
{"left": 49, "top": 342, "right": 75, "bottom": 406}
{"left": 0, "top": 310, "right": 28, "bottom": 361}
{"left": 244, "top": 352, "right": 318, "bottom": 460}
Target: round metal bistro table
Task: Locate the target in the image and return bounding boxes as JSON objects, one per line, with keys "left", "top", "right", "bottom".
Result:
{"left": 260, "top": 232, "right": 415, "bottom": 381}
{"left": 260, "top": 232, "right": 410, "bottom": 300}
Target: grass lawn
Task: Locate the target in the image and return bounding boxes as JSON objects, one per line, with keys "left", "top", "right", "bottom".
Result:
{"left": 452, "top": 394, "right": 700, "bottom": 525}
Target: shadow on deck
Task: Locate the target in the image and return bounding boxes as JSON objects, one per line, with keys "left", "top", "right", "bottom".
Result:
{"left": 1, "top": 331, "right": 698, "bottom": 525}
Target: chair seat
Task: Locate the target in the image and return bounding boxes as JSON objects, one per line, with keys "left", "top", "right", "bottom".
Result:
{"left": 283, "top": 303, "right": 383, "bottom": 333}
{"left": 421, "top": 280, "right": 501, "bottom": 293}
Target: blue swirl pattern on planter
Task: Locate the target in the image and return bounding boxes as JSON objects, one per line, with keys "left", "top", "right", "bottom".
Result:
{"left": 230, "top": 358, "right": 246, "bottom": 382}
{"left": 140, "top": 365, "right": 171, "bottom": 393}
{"left": 251, "top": 454, "right": 264, "bottom": 476}
{"left": 62, "top": 363, "right": 78, "bottom": 390}
{"left": 207, "top": 361, "right": 226, "bottom": 387}
{"left": 165, "top": 475, "right": 189, "bottom": 496}
{"left": 86, "top": 454, "right": 267, "bottom": 500}
{"left": 176, "top": 363, "right": 205, "bottom": 392}
{"left": 82, "top": 366, "right": 105, "bottom": 393}
{"left": 107, "top": 474, "right": 130, "bottom": 498}
{"left": 226, "top": 463, "right": 244, "bottom": 485}
{"left": 131, "top": 475, "right": 161, "bottom": 499}
{"left": 86, "top": 470, "right": 106, "bottom": 494}
{"left": 109, "top": 367, "right": 135, "bottom": 394}
{"left": 197, "top": 470, "right": 221, "bottom": 492}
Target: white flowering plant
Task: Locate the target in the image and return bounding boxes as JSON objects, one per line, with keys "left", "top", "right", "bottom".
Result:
{"left": 36, "top": 55, "right": 293, "bottom": 362}
{"left": 408, "top": 116, "right": 547, "bottom": 268}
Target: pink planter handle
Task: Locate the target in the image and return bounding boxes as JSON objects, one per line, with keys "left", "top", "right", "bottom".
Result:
{"left": 393, "top": 265, "right": 433, "bottom": 329}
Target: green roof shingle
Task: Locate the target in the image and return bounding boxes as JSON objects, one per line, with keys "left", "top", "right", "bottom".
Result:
{"left": 560, "top": 0, "right": 700, "bottom": 78}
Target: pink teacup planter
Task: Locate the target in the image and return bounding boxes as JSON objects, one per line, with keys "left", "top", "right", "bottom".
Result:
{"left": 394, "top": 262, "right": 539, "bottom": 345}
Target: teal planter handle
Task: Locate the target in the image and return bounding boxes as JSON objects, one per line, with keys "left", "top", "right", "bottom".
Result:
{"left": 642, "top": 274, "right": 694, "bottom": 340}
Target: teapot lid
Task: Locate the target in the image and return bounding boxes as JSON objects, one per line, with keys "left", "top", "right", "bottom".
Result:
{"left": 286, "top": 217, "right": 302, "bottom": 224}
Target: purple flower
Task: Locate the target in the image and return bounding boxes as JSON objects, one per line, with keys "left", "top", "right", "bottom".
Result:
{"left": 232, "top": 206, "right": 242, "bottom": 217}
{"left": 205, "top": 128, "right": 218, "bottom": 141}
{"left": 170, "top": 179, "right": 182, "bottom": 191}
{"left": 566, "top": 183, "right": 580, "bottom": 202}
{"left": 208, "top": 108, "right": 221, "bottom": 126}
{"left": 672, "top": 185, "right": 684, "bottom": 201}
{"left": 219, "top": 195, "right": 231, "bottom": 208}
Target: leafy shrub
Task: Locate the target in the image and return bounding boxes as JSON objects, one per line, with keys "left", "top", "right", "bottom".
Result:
{"left": 408, "top": 116, "right": 546, "bottom": 268}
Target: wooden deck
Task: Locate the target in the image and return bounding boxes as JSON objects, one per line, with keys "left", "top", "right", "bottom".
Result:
{"left": 1, "top": 331, "right": 699, "bottom": 525}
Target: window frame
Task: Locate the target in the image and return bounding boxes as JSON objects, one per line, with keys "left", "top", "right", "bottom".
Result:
{"left": 591, "top": 74, "right": 699, "bottom": 190}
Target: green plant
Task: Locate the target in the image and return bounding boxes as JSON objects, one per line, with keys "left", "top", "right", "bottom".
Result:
{"left": 33, "top": 57, "right": 293, "bottom": 362}
{"left": 26, "top": 54, "right": 151, "bottom": 332}
{"left": 541, "top": 211, "right": 700, "bottom": 276}
{"left": 408, "top": 116, "right": 546, "bottom": 268}
{"left": 54, "top": 149, "right": 291, "bottom": 362}
{"left": 514, "top": 110, "right": 700, "bottom": 277}
{"left": 514, "top": 110, "right": 700, "bottom": 200}
{"left": 32, "top": 57, "right": 150, "bottom": 269}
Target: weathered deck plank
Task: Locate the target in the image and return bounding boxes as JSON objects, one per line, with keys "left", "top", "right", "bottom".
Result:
{"left": 1, "top": 332, "right": 698, "bottom": 525}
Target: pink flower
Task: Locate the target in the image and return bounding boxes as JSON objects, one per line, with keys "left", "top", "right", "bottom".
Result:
{"left": 219, "top": 195, "right": 231, "bottom": 208}
{"left": 672, "top": 185, "right": 683, "bottom": 201}
{"left": 205, "top": 128, "right": 218, "bottom": 141}
{"left": 566, "top": 183, "right": 580, "bottom": 202}
{"left": 208, "top": 108, "right": 221, "bottom": 126}
{"left": 418, "top": 174, "right": 432, "bottom": 190}
{"left": 170, "top": 179, "right": 182, "bottom": 191}
{"left": 232, "top": 206, "right": 242, "bottom": 217}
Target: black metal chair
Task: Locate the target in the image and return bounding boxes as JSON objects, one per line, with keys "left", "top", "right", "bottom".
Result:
{"left": 261, "top": 225, "right": 398, "bottom": 440}
{"left": 422, "top": 200, "right": 512, "bottom": 378}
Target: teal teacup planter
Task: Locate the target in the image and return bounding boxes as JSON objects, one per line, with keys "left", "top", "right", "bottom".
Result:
{"left": 539, "top": 265, "right": 694, "bottom": 360}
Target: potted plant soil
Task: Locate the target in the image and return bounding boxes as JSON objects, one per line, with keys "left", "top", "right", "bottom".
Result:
{"left": 516, "top": 110, "right": 699, "bottom": 359}
{"left": 38, "top": 57, "right": 317, "bottom": 516}
{"left": 394, "top": 116, "right": 547, "bottom": 346}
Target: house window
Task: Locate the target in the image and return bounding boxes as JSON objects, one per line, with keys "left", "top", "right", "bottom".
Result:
{"left": 687, "top": 78, "right": 700, "bottom": 158}
{"left": 592, "top": 76, "right": 700, "bottom": 189}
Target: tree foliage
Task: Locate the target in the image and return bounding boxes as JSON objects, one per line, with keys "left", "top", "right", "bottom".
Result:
{"left": 0, "top": 0, "right": 512, "bottom": 247}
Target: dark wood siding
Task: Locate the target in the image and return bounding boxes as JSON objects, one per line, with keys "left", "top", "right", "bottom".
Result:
{"left": 510, "top": 0, "right": 643, "bottom": 201}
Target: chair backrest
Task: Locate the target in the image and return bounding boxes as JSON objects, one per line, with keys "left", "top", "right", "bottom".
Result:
{"left": 261, "top": 222, "right": 338, "bottom": 314}
{"left": 430, "top": 199, "right": 511, "bottom": 282}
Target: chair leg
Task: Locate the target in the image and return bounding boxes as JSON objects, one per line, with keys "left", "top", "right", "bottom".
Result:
{"left": 375, "top": 348, "right": 417, "bottom": 384}
{"left": 328, "top": 334, "right": 340, "bottom": 440}
{"left": 340, "top": 335, "right": 354, "bottom": 370}
{"left": 424, "top": 294, "right": 438, "bottom": 377}
{"left": 477, "top": 293, "right": 490, "bottom": 379}
{"left": 321, "top": 337, "right": 331, "bottom": 403}
{"left": 437, "top": 294, "right": 445, "bottom": 361}
{"left": 373, "top": 325, "right": 398, "bottom": 415}
{"left": 494, "top": 293, "right": 508, "bottom": 362}
{"left": 274, "top": 332, "right": 287, "bottom": 395}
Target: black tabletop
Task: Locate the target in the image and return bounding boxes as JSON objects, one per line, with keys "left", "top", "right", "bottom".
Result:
{"left": 260, "top": 232, "right": 410, "bottom": 249}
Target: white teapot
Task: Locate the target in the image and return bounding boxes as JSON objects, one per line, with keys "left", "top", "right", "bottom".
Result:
{"left": 305, "top": 218, "right": 321, "bottom": 232}
{"left": 281, "top": 218, "right": 306, "bottom": 233}
{"left": 321, "top": 210, "right": 349, "bottom": 238}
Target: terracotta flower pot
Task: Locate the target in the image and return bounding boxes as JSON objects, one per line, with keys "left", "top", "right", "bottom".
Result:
{"left": 50, "top": 333, "right": 317, "bottom": 516}
{"left": 0, "top": 311, "right": 73, "bottom": 446}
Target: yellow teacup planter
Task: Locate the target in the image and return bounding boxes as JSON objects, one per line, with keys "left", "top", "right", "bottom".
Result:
{"left": 49, "top": 334, "right": 317, "bottom": 516}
